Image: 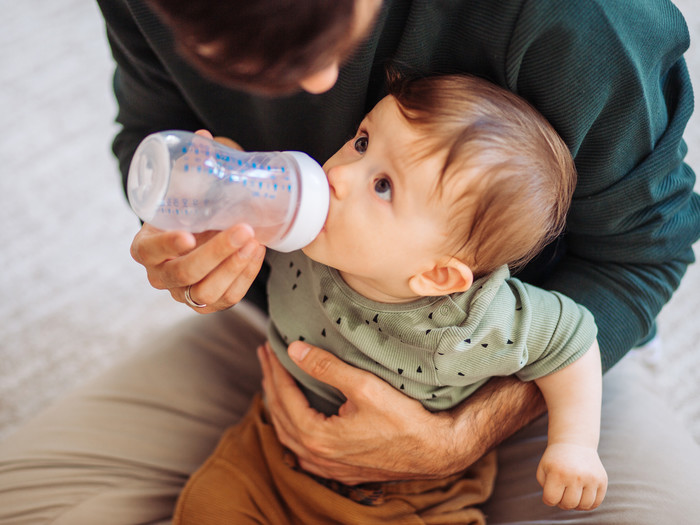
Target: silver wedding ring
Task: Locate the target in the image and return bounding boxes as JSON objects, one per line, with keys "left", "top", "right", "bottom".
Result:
{"left": 184, "top": 285, "right": 207, "bottom": 308}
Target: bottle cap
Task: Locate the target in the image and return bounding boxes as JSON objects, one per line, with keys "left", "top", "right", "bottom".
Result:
{"left": 268, "top": 151, "right": 329, "bottom": 252}
{"left": 127, "top": 133, "right": 171, "bottom": 223}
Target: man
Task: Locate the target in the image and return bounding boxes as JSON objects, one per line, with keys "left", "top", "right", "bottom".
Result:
{"left": 0, "top": 0, "right": 698, "bottom": 522}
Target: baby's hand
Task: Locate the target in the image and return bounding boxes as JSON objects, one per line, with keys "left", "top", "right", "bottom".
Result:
{"left": 536, "top": 443, "right": 607, "bottom": 511}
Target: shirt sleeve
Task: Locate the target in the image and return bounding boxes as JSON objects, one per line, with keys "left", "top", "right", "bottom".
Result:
{"left": 514, "top": 282, "right": 598, "bottom": 382}
{"left": 434, "top": 271, "right": 597, "bottom": 386}
{"left": 505, "top": 0, "right": 699, "bottom": 370}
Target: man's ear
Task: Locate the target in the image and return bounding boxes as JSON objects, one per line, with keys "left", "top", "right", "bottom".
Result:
{"left": 408, "top": 258, "right": 474, "bottom": 297}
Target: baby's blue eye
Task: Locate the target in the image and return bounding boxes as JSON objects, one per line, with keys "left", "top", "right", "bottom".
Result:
{"left": 374, "top": 177, "right": 392, "bottom": 201}
{"left": 354, "top": 136, "right": 368, "bottom": 154}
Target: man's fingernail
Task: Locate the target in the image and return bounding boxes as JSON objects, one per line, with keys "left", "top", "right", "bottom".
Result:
{"left": 289, "top": 343, "right": 310, "bottom": 361}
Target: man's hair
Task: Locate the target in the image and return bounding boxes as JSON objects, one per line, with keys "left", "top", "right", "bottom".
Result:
{"left": 388, "top": 74, "right": 577, "bottom": 277}
{"left": 145, "top": 0, "right": 357, "bottom": 94}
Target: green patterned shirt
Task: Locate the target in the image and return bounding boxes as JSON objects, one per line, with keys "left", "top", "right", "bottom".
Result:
{"left": 267, "top": 251, "right": 597, "bottom": 416}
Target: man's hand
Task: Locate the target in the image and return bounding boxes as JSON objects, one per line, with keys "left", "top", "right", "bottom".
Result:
{"left": 536, "top": 443, "right": 607, "bottom": 510}
{"left": 259, "top": 341, "right": 456, "bottom": 484}
{"left": 130, "top": 222, "right": 265, "bottom": 312}
{"left": 259, "top": 340, "right": 546, "bottom": 485}
{"left": 129, "top": 129, "right": 266, "bottom": 312}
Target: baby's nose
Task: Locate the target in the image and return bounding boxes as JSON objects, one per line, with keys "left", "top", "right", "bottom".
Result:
{"left": 326, "top": 164, "right": 350, "bottom": 200}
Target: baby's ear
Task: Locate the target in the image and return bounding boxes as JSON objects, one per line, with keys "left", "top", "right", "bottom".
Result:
{"left": 408, "top": 258, "right": 473, "bottom": 297}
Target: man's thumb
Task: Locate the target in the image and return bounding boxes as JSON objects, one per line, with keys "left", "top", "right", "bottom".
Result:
{"left": 288, "top": 341, "right": 312, "bottom": 362}
{"left": 287, "top": 341, "right": 346, "bottom": 388}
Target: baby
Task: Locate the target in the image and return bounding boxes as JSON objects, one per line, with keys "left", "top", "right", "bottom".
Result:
{"left": 174, "top": 74, "right": 607, "bottom": 524}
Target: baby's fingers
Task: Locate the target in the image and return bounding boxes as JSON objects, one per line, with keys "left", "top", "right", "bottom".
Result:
{"left": 587, "top": 478, "right": 607, "bottom": 510}
{"left": 559, "top": 485, "right": 584, "bottom": 510}
{"left": 576, "top": 485, "right": 602, "bottom": 511}
{"left": 540, "top": 476, "right": 566, "bottom": 508}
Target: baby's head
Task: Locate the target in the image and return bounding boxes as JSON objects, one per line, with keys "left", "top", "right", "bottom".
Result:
{"left": 387, "top": 74, "right": 577, "bottom": 278}
{"left": 303, "top": 74, "right": 576, "bottom": 302}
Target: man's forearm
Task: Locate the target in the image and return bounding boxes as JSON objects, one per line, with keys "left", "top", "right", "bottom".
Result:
{"left": 447, "top": 375, "right": 546, "bottom": 469}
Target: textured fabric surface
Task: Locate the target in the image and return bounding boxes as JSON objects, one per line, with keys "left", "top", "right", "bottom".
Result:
{"left": 0, "top": 0, "right": 698, "bottom": 448}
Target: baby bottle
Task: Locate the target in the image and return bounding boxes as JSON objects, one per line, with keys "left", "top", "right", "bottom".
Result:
{"left": 127, "top": 130, "right": 329, "bottom": 252}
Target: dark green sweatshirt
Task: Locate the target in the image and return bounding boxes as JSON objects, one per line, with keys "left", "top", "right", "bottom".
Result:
{"left": 97, "top": 0, "right": 699, "bottom": 371}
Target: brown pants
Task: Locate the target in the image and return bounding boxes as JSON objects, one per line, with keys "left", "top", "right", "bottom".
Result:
{"left": 174, "top": 394, "right": 496, "bottom": 525}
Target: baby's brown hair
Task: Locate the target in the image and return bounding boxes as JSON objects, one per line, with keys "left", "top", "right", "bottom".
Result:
{"left": 388, "top": 74, "right": 576, "bottom": 277}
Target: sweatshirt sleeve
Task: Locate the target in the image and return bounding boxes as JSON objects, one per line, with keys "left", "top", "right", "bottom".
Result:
{"left": 505, "top": 0, "right": 699, "bottom": 370}
{"left": 96, "top": 0, "right": 205, "bottom": 192}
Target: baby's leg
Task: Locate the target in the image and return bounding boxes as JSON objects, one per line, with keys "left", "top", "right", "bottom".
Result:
{"left": 0, "top": 303, "right": 266, "bottom": 525}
